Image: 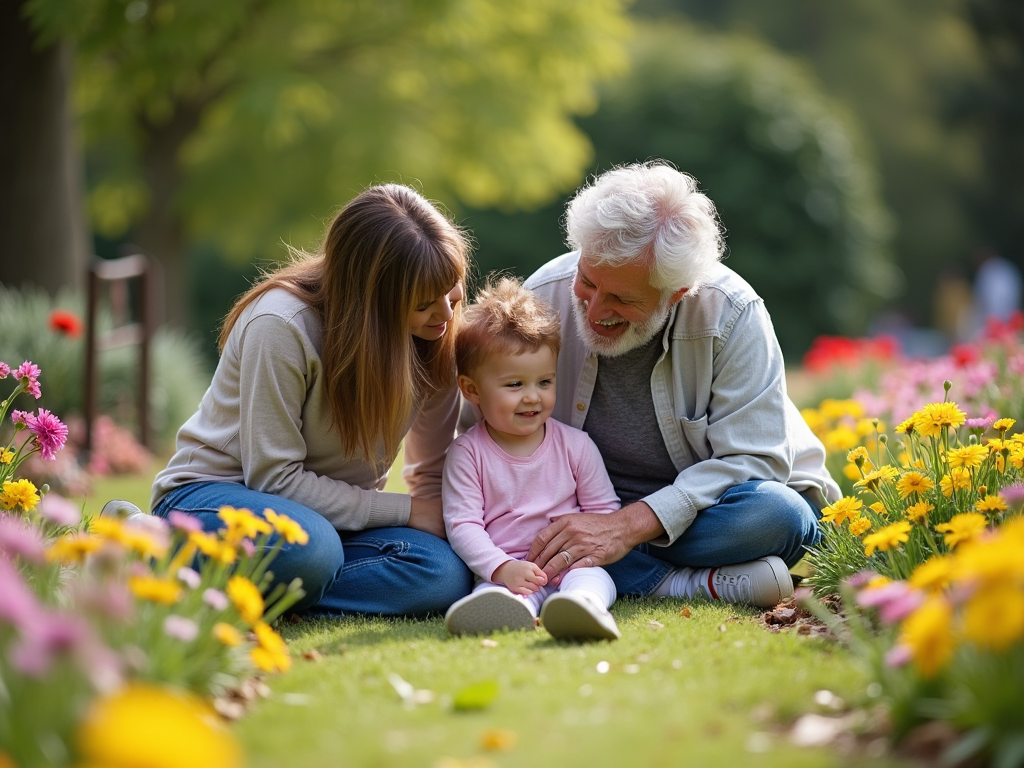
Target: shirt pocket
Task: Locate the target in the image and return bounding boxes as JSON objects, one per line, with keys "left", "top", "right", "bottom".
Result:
{"left": 679, "top": 414, "right": 713, "bottom": 462}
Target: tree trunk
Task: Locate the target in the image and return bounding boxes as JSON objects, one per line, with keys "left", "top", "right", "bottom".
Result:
{"left": 0, "top": 0, "right": 89, "bottom": 295}
{"left": 135, "top": 101, "right": 205, "bottom": 329}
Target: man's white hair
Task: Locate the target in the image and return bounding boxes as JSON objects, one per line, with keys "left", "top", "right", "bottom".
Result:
{"left": 565, "top": 161, "right": 725, "bottom": 294}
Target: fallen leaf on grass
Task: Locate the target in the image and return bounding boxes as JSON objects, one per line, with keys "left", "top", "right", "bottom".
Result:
{"left": 480, "top": 639, "right": 498, "bottom": 648}
{"left": 452, "top": 680, "right": 499, "bottom": 712}
{"left": 388, "top": 673, "right": 436, "bottom": 709}
{"left": 480, "top": 728, "right": 517, "bottom": 751}
{"left": 648, "top": 620, "right": 665, "bottom": 630}
{"left": 679, "top": 607, "right": 692, "bottom": 618}
{"left": 302, "top": 649, "right": 323, "bottom": 662}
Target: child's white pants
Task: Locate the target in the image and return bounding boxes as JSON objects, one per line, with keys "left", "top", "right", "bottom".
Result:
{"left": 472, "top": 565, "right": 616, "bottom": 617}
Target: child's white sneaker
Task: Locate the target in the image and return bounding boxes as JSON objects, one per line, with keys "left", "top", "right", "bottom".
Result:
{"left": 444, "top": 590, "right": 536, "bottom": 636}
{"left": 540, "top": 592, "right": 620, "bottom": 641}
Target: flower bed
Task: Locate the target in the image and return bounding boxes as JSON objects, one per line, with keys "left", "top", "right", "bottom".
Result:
{"left": 0, "top": 360, "right": 305, "bottom": 768}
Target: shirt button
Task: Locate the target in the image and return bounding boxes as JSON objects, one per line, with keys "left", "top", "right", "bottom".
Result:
{"left": 576, "top": 402, "right": 586, "bottom": 411}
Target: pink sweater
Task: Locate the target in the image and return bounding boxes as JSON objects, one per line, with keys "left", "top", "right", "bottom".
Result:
{"left": 442, "top": 419, "right": 619, "bottom": 581}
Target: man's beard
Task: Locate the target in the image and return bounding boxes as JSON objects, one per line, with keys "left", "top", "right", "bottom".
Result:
{"left": 571, "top": 285, "right": 672, "bottom": 358}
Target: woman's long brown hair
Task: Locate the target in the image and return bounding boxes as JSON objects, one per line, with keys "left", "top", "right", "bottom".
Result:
{"left": 219, "top": 184, "right": 469, "bottom": 470}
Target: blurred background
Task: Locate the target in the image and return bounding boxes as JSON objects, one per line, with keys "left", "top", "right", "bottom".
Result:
{"left": 2, "top": 0, "right": 1022, "bottom": 473}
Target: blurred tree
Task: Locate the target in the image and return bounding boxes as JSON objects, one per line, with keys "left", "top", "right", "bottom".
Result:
{"left": 632, "top": 0, "right": 985, "bottom": 328}
{"left": 467, "top": 22, "right": 898, "bottom": 357}
{"left": 21, "top": 0, "right": 631, "bottom": 327}
{"left": 954, "top": 0, "right": 1024, "bottom": 265}
{"left": 1, "top": 0, "right": 90, "bottom": 296}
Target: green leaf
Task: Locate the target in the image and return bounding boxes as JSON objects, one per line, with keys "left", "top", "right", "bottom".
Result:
{"left": 452, "top": 680, "right": 500, "bottom": 712}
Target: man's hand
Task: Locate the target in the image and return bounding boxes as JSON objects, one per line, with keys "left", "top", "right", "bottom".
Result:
{"left": 492, "top": 560, "right": 548, "bottom": 595}
{"left": 527, "top": 502, "right": 665, "bottom": 583}
{"left": 408, "top": 497, "right": 446, "bottom": 539}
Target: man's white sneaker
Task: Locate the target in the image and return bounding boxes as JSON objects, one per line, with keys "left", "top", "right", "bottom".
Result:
{"left": 539, "top": 593, "right": 621, "bottom": 641}
{"left": 658, "top": 556, "right": 795, "bottom": 608}
{"left": 444, "top": 590, "right": 536, "bottom": 636}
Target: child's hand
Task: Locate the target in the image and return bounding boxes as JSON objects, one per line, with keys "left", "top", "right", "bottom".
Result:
{"left": 492, "top": 560, "right": 548, "bottom": 596}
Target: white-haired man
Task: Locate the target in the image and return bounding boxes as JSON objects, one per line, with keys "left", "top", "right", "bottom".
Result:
{"left": 523, "top": 161, "right": 841, "bottom": 608}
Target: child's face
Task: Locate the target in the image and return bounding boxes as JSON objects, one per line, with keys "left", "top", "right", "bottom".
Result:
{"left": 458, "top": 346, "right": 557, "bottom": 441}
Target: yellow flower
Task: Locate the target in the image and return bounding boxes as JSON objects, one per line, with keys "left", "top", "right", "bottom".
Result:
{"left": 251, "top": 621, "right": 290, "bottom": 673}
{"left": 975, "top": 494, "right": 1008, "bottom": 515}
{"left": 264, "top": 508, "right": 309, "bottom": 545}
{"left": 909, "top": 555, "right": 956, "bottom": 592}
{"left": 935, "top": 512, "right": 988, "bottom": 548}
{"left": 955, "top": 531, "right": 1024, "bottom": 586}
{"left": 849, "top": 516, "right": 872, "bottom": 536}
{"left": 820, "top": 399, "right": 864, "bottom": 420}
{"left": 846, "top": 446, "right": 870, "bottom": 465}
{"left": 854, "top": 465, "right": 899, "bottom": 491}
{"left": 896, "top": 471, "right": 934, "bottom": 499}
{"left": 899, "top": 596, "right": 955, "bottom": 677}
{"left": 213, "top": 622, "right": 244, "bottom": 647}
{"left": 90, "top": 516, "right": 128, "bottom": 544}
{"left": 0, "top": 479, "right": 40, "bottom": 512}
{"left": 962, "top": 585, "right": 1024, "bottom": 652}
{"left": 821, "top": 496, "right": 863, "bottom": 525}
{"left": 129, "top": 575, "right": 183, "bottom": 605}
{"left": 939, "top": 468, "right": 972, "bottom": 497}
{"left": 993, "top": 418, "right": 1016, "bottom": 432}
{"left": 904, "top": 501, "right": 935, "bottom": 524}
{"left": 75, "top": 683, "right": 241, "bottom": 768}
{"left": 824, "top": 427, "right": 860, "bottom": 453}
{"left": 0, "top": 448, "right": 13, "bottom": 464}
{"left": 801, "top": 408, "right": 824, "bottom": 433}
{"left": 863, "top": 521, "right": 912, "bottom": 556}
{"left": 895, "top": 417, "right": 916, "bottom": 435}
{"left": 227, "top": 576, "right": 264, "bottom": 625}
{"left": 480, "top": 729, "right": 518, "bottom": 752}
{"left": 856, "top": 418, "right": 881, "bottom": 437}
{"left": 46, "top": 532, "right": 104, "bottom": 563}
{"left": 946, "top": 444, "right": 989, "bottom": 471}
{"left": 218, "top": 506, "right": 273, "bottom": 544}
{"left": 843, "top": 463, "right": 862, "bottom": 481}
{"left": 189, "top": 531, "right": 236, "bottom": 565}
{"left": 913, "top": 402, "right": 967, "bottom": 438}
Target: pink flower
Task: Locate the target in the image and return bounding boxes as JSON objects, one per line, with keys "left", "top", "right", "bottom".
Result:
{"left": 885, "top": 644, "right": 912, "bottom": 668}
{"left": 0, "top": 515, "right": 46, "bottom": 564}
{"left": 37, "top": 493, "right": 82, "bottom": 527}
{"left": 14, "top": 361, "right": 41, "bottom": 399}
{"left": 0, "top": 556, "right": 43, "bottom": 627}
{"left": 26, "top": 408, "right": 68, "bottom": 460}
{"left": 163, "top": 614, "right": 199, "bottom": 642}
{"left": 203, "top": 588, "right": 228, "bottom": 611}
{"left": 10, "top": 611, "right": 89, "bottom": 677}
{"left": 168, "top": 510, "right": 203, "bottom": 533}
{"left": 239, "top": 538, "right": 256, "bottom": 557}
{"left": 10, "top": 410, "right": 30, "bottom": 427}
{"left": 0, "top": 362, "right": 9, "bottom": 379}
{"left": 177, "top": 567, "right": 201, "bottom": 589}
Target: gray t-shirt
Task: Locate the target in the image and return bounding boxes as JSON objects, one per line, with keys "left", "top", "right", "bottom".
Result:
{"left": 583, "top": 333, "right": 678, "bottom": 507}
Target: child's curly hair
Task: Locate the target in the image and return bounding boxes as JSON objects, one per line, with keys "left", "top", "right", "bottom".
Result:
{"left": 456, "top": 276, "right": 561, "bottom": 376}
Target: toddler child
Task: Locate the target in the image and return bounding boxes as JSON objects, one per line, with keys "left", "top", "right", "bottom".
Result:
{"left": 442, "top": 277, "right": 621, "bottom": 640}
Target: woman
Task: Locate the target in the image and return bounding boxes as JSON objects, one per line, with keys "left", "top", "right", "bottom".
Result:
{"left": 151, "top": 184, "right": 473, "bottom": 616}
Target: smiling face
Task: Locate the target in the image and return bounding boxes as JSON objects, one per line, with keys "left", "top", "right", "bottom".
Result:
{"left": 571, "top": 255, "right": 685, "bottom": 357}
{"left": 409, "top": 283, "right": 465, "bottom": 341}
{"left": 458, "top": 345, "right": 557, "bottom": 455}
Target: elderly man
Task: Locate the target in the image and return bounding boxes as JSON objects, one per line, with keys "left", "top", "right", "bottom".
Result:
{"left": 523, "top": 161, "right": 840, "bottom": 608}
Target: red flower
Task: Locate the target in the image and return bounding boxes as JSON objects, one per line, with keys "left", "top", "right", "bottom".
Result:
{"left": 49, "top": 310, "right": 82, "bottom": 338}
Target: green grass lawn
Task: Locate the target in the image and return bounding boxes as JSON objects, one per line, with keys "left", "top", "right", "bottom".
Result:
{"left": 80, "top": 464, "right": 912, "bottom": 767}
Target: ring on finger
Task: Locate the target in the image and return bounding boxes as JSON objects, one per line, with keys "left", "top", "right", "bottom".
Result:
{"left": 560, "top": 550, "right": 572, "bottom": 565}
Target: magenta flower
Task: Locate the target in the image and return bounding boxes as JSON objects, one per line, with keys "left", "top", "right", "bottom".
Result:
{"left": 0, "top": 556, "right": 43, "bottom": 627}
{"left": 10, "top": 410, "right": 30, "bottom": 427}
{"left": 168, "top": 510, "right": 203, "bottom": 533}
{"left": 37, "top": 493, "right": 81, "bottom": 527}
{"left": 14, "top": 361, "right": 41, "bottom": 399}
{"left": 10, "top": 610, "right": 89, "bottom": 677}
{"left": 163, "top": 614, "right": 199, "bottom": 642}
{"left": 0, "top": 515, "right": 46, "bottom": 564}
{"left": 26, "top": 408, "right": 68, "bottom": 460}
{"left": 0, "top": 362, "right": 9, "bottom": 379}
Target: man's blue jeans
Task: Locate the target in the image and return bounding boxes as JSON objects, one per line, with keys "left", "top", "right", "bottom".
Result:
{"left": 152, "top": 482, "right": 473, "bottom": 617}
{"left": 605, "top": 480, "right": 823, "bottom": 596}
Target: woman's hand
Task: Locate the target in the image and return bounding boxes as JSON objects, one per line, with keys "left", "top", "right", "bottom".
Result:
{"left": 408, "top": 497, "right": 447, "bottom": 539}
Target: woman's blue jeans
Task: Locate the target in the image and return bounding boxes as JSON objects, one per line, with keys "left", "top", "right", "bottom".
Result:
{"left": 152, "top": 482, "right": 473, "bottom": 617}
{"left": 605, "top": 480, "right": 823, "bottom": 596}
